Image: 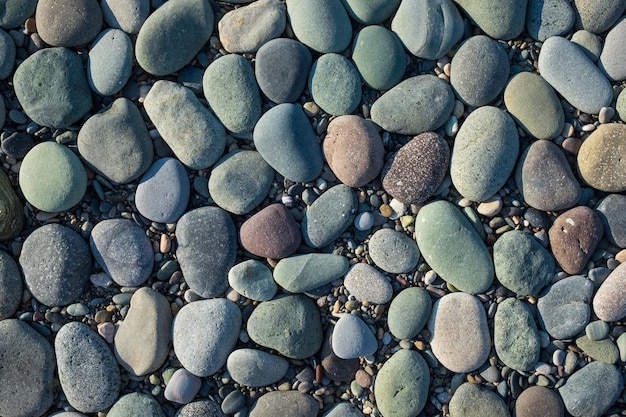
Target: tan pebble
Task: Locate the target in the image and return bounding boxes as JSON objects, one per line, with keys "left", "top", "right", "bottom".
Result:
{"left": 355, "top": 369, "right": 372, "bottom": 388}
{"left": 616, "top": 249, "right": 626, "bottom": 264}
{"left": 379, "top": 204, "right": 393, "bottom": 217}
{"left": 160, "top": 234, "right": 171, "bottom": 253}
{"left": 303, "top": 101, "right": 319, "bottom": 117}
{"left": 561, "top": 122, "right": 574, "bottom": 137}
{"left": 414, "top": 340, "right": 425, "bottom": 350}
{"left": 477, "top": 196, "right": 502, "bottom": 217}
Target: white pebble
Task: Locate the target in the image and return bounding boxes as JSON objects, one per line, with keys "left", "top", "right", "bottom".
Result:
{"left": 90, "top": 272, "right": 113, "bottom": 288}
{"left": 354, "top": 212, "right": 374, "bottom": 231}
{"left": 389, "top": 199, "right": 406, "bottom": 220}
{"left": 424, "top": 270, "right": 438, "bottom": 285}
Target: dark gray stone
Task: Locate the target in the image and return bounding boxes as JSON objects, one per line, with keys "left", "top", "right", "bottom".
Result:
{"left": 0, "top": 29, "right": 15, "bottom": 80}
{"left": 368, "top": 228, "right": 421, "bottom": 274}
{"left": 572, "top": 0, "right": 626, "bottom": 33}
{"left": 494, "top": 298, "right": 540, "bottom": 371}
{"left": 175, "top": 400, "right": 226, "bottom": 417}
{"left": 526, "top": 0, "right": 575, "bottom": 41}
{"left": 0, "top": 0, "right": 37, "bottom": 29}
{"left": 1, "top": 132, "right": 35, "bottom": 159}
{"left": 226, "top": 348, "right": 289, "bottom": 387}
{"left": 250, "top": 391, "right": 318, "bottom": 417}
{"left": 309, "top": 53, "right": 362, "bottom": 116}
{"left": 0, "top": 250, "right": 21, "bottom": 320}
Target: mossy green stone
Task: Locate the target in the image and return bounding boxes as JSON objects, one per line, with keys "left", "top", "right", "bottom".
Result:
{"left": 273, "top": 254, "right": 349, "bottom": 293}
{"left": 286, "top": 0, "right": 352, "bottom": 53}
{"left": 351, "top": 25, "right": 405, "bottom": 91}
{"left": 309, "top": 53, "right": 362, "bottom": 116}
{"left": 449, "top": 383, "right": 510, "bottom": 417}
{"left": 576, "top": 335, "right": 619, "bottom": 364}
{"left": 0, "top": 168, "right": 23, "bottom": 240}
{"left": 19, "top": 142, "right": 87, "bottom": 212}
{"left": 494, "top": 298, "right": 540, "bottom": 371}
{"left": 107, "top": 393, "right": 165, "bottom": 417}
{"left": 387, "top": 287, "right": 432, "bottom": 340}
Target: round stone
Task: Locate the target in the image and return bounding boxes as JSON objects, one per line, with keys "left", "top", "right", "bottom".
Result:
{"left": 218, "top": 0, "right": 286, "bottom": 53}
{"left": 273, "top": 254, "right": 348, "bottom": 294}
{"left": 101, "top": 0, "right": 150, "bottom": 34}
{"left": 301, "top": 184, "right": 357, "bottom": 248}
{"left": 351, "top": 25, "right": 405, "bottom": 91}
{"left": 285, "top": 0, "right": 352, "bottom": 53}
{"left": 308, "top": 53, "right": 362, "bottom": 116}
{"left": 577, "top": 123, "right": 626, "bottom": 192}
{"left": 164, "top": 368, "right": 202, "bottom": 404}
{"left": 449, "top": 383, "right": 510, "bottom": 417}
{"left": 344, "top": 263, "right": 393, "bottom": 304}
{"left": 515, "top": 386, "right": 564, "bottom": 417}
{"left": 526, "top": 0, "right": 575, "bottom": 41}
{"left": 226, "top": 348, "right": 289, "bottom": 387}
{"left": 559, "top": 361, "right": 623, "bottom": 417}
{"left": 35, "top": 0, "right": 102, "bottom": 47}
{"left": 387, "top": 287, "right": 432, "bottom": 340}
{"left": 107, "top": 393, "right": 165, "bottom": 417}
{"left": 323, "top": 403, "right": 365, "bottom": 417}
{"left": 332, "top": 314, "right": 377, "bottom": 359}
{"left": 228, "top": 260, "right": 277, "bottom": 302}
{"left": 572, "top": 0, "right": 626, "bottom": 33}
{"left": 368, "top": 228, "right": 420, "bottom": 274}
{"left": 571, "top": 29, "right": 602, "bottom": 61}
{"left": 239, "top": 203, "right": 301, "bottom": 259}
{"left": 175, "top": 400, "right": 226, "bottom": 417}
{"left": 87, "top": 29, "right": 133, "bottom": 96}
{"left": 494, "top": 298, "right": 540, "bottom": 371}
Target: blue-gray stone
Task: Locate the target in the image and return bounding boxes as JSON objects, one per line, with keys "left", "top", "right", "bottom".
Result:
{"left": 273, "top": 253, "right": 349, "bottom": 293}
{"left": 101, "top": 0, "right": 150, "bottom": 34}
{"left": 0, "top": 0, "right": 38, "bottom": 29}
{"left": 301, "top": 184, "right": 357, "bottom": 248}
{"left": 87, "top": 29, "right": 133, "bottom": 96}
{"left": 494, "top": 298, "right": 540, "bottom": 371}
{"left": 599, "top": 17, "right": 626, "bottom": 82}
{"left": 309, "top": 53, "right": 362, "bottom": 116}
{"left": 285, "top": 0, "right": 352, "bottom": 53}
{"left": 559, "top": 361, "right": 623, "bottom": 417}
{"left": 368, "top": 228, "right": 420, "bottom": 274}
{"left": 387, "top": 287, "right": 432, "bottom": 340}
{"left": 228, "top": 260, "right": 277, "bottom": 302}
{"left": 0, "top": 29, "right": 15, "bottom": 79}
{"left": 332, "top": 314, "right": 377, "bottom": 359}
{"left": 449, "top": 383, "right": 510, "bottom": 417}
{"left": 586, "top": 320, "right": 610, "bottom": 341}
{"left": 453, "top": 0, "right": 527, "bottom": 39}
{"left": 0, "top": 249, "right": 21, "bottom": 320}
{"left": 340, "top": 0, "right": 400, "bottom": 24}
{"left": 226, "top": 349, "right": 289, "bottom": 387}
{"left": 253, "top": 103, "right": 323, "bottom": 182}
{"left": 35, "top": 0, "right": 102, "bottom": 47}
{"left": 596, "top": 194, "right": 626, "bottom": 248}
{"left": 526, "top": 0, "right": 575, "bottom": 41}
{"left": 323, "top": 403, "right": 364, "bottom": 417}
{"left": 344, "top": 263, "right": 393, "bottom": 304}
{"left": 572, "top": 0, "right": 626, "bottom": 33}
{"left": 351, "top": 25, "right": 405, "bottom": 91}
{"left": 571, "top": 30, "right": 602, "bottom": 62}
{"left": 107, "top": 393, "right": 165, "bottom": 417}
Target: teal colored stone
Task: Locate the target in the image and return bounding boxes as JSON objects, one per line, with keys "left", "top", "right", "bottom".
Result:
{"left": 309, "top": 53, "right": 362, "bottom": 116}
{"left": 0, "top": 0, "right": 38, "bottom": 29}
{"left": 301, "top": 184, "right": 357, "bottom": 248}
{"left": 351, "top": 25, "right": 405, "bottom": 91}
{"left": 576, "top": 335, "right": 619, "bottom": 364}
{"left": 341, "top": 0, "right": 400, "bottom": 24}
{"left": 107, "top": 393, "right": 164, "bottom": 417}
{"left": 387, "top": 287, "right": 432, "bottom": 340}
{"left": 285, "top": 0, "right": 352, "bottom": 53}
{"left": 228, "top": 260, "right": 277, "bottom": 301}
{"left": 586, "top": 320, "right": 609, "bottom": 341}
{"left": 0, "top": 29, "right": 15, "bottom": 80}
{"left": 449, "top": 383, "right": 510, "bottom": 417}
{"left": 87, "top": 29, "right": 133, "bottom": 96}
{"left": 273, "top": 254, "right": 348, "bottom": 293}
{"left": 13, "top": 47, "right": 91, "bottom": 128}
{"left": 203, "top": 54, "right": 262, "bottom": 134}
{"left": 19, "top": 142, "right": 87, "bottom": 212}
{"left": 415, "top": 200, "right": 494, "bottom": 294}
{"left": 453, "top": 0, "right": 527, "bottom": 39}
{"left": 494, "top": 298, "right": 540, "bottom": 371}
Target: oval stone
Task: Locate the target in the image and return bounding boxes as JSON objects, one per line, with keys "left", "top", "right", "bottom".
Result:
{"left": 344, "top": 263, "right": 393, "bottom": 305}
{"left": 285, "top": 0, "right": 352, "bottom": 53}
{"left": 351, "top": 25, "right": 405, "bottom": 91}
{"left": 526, "top": 0, "right": 575, "bottom": 41}
{"left": 136, "top": 0, "right": 213, "bottom": 75}
{"left": 387, "top": 287, "right": 432, "bottom": 340}
{"left": 596, "top": 194, "right": 626, "bottom": 248}
{"left": 368, "top": 228, "right": 420, "bottom": 274}
{"left": 571, "top": 29, "right": 602, "bottom": 61}
{"left": 416, "top": 200, "right": 494, "bottom": 294}
{"left": 107, "top": 393, "right": 165, "bottom": 417}
{"left": 301, "top": 184, "right": 357, "bottom": 248}
{"left": 324, "top": 403, "right": 365, "bottom": 417}
{"left": 515, "top": 386, "right": 564, "bottom": 417}
{"left": 559, "top": 361, "right": 623, "bottom": 417}
{"left": 226, "top": 349, "right": 289, "bottom": 387}
{"left": 0, "top": 250, "right": 21, "bottom": 320}
{"left": 228, "top": 260, "right": 277, "bottom": 302}
{"left": 35, "top": 0, "right": 102, "bottom": 47}
{"left": 250, "top": 391, "right": 318, "bottom": 417}
{"left": 494, "top": 298, "right": 540, "bottom": 371}
{"left": 0, "top": 29, "right": 15, "bottom": 80}
{"left": 593, "top": 262, "right": 626, "bottom": 322}
{"left": 577, "top": 123, "right": 626, "bottom": 192}
{"left": 273, "top": 253, "right": 349, "bottom": 293}
{"left": 449, "top": 383, "right": 510, "bottom": 417}
{"left": 218, "top": 0, "right": 286, "bottom": 53}
{"left": 87, "top": 29, "right": 133, "bottom": 96}
{"left": 309, "top": 53, "right": 362, "bottom": 116}
{"left": 175, "top": 400, "right": 225, "bottom": 417}
{"left": 239, "top": 203, "right": 301, "bottom": 259}
{"left": 371, "top": 75, "right": 454, "bottom": 135}
{"left": 341, "top": 0, "right": 400, "bottom": 24}
{"left": 453, "top": 0, "right": 526, "bottom": 39}
{"left": 332, "top": 314, "right": 377, "bottom": 359}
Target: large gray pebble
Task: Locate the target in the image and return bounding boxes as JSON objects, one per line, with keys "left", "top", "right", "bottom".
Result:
{"left": 526, "top": 0, "right": 575, "bottom": 41}
{"left": 173, "top": 298, "right": 242, "bottom": 377}
{"left": 451, "top": 106, "right": 519, "bottom": 201}
{"left": 87, "top": 29, "right": 133, "bottom": 96}
{"left": 559, "top": 361, "right": 623, "bottom": 417}
{"left": 309, "top": 53, "right": 362, "bottom": 116}
{"left": 596, "top": 194, "right": 626, "bottom": 248}
{"left": 572, "top": 0, "right": 626, "bottom": 33}
{"left": 332, "top": 314, "right": 377, "bottom": 359}
{"left": 571, "top": 30, "right": 602, "bottom": 62}
{"left": 20, "top": 224, "right": 91, "bottom": 307}
{"left": 226, "top": 348, "right": 289, "bottom": 387}
{"left": 494, "top": 298, "right": 540, "bottom": 371}
{"left": 107, "top": 393, "right": 165, "bottom": 417}
{"left": 0, "top": 0, "right": 37, "bottom": 29}
{"left": 176, "top": 207, "right": 237, "bottom": 298}
{"left": 0, "top": 319, "right": 55, "bottom": 417}
{"left": 101, "top": 0, "right": 150, "bottom": 34}
{"left": 599, "top": 17, "right": 626, "bottom": 82}
{"left": 0, "top": 29, "right": 15, "bottom": 80}
{"left": 285, "top": 0, "right": 352, "bottom": 53}
{"left": 218, "top": 0, "right": 286, "bottom": 53}
{"left": 344, "top": 263, "right": 393, "bottom": 304}
{"left": 273, "top": 253, "right": 348, "bottom": 293}
{"left": 368, "top": 228, "right": 420, "bottom": 274}
{"left": 35, "top": 0, "right": 102, "bottom": 47}
{"left": 0, "top": 250, "right": 21, "bottom": 319}
{"left": 55, "top": 322, "right": 121, "bottom": 413}
{"left": 453, "top": 0, "right": 526, "bottom": 39}
{"left": 449, "top": 383, "right": 510, "bottom": 417}
{"left": 228, "top": 260, "right": 277, "bottom": 302}
{"left": 387, "top": 287, "right": 432, "bottom": 340}
{"left": 144, "top": 80, "right": 226, "bottom": 170}
{"left": 301, "top": 184, "right": 357, "bottom": 248}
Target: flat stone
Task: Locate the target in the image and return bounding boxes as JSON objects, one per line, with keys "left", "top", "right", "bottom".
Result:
{"left": 301, "top": 184, "right": 357, "bottom": 248}
{"left": 239, "top": 203, "right": 301, "bottom": 259}
{"left": 494, "top": 298, "right": 540, "bottom": 371}
{"left": 323, "top": 115, "right": 384, "bottom": 188}
{"left": 114, "top": 287, "right": 172, "bottom": 377}
{"left": 285, "top": 0, "right": 352, "bottom": 53}
{"left": 371, "top": 75, "right": 454, "bottom": 135}
{"left": 175, "top": 400, "right": 226, "bottom": 417}
{"left": 164, "top": 368, "right": 201, "bottom": 404}
{"left": 228, "top": 260, "right": 277, "bottom": 301}
{"left": 572, "top": 0, "right": 626, "bottom": 33}
{"left": 0, "top": 0, "right": 37, "bottom": 29}
{"left": 176, "top": 207, "right": 237, "bottom": 298}
{"left": 504, "top": 72, "right": 564, "bottom": 139}
{"left": 173, "top": 298, "right": 242, "bottom": 377}
{"left": 382, "top": 132, "right": 450, "bottom": 204}
{"left": 0, "top": 319, "right": 55, "bottom": 417}
{"left": 0, "top": 29, "right": 15, "bottom": 80}
{"left": 341, "top": 0, "right": 400, "bottom": 24}
{"left": 344, "top": 263, "right": 393, "bottom": 304}
{"left": 576, "top": 335, "right": 619, "bottom": 363}
{"left": 538, "top": 36, "right": 612, "bottom": 114}
{"left": 571, "top": 30, "right": 602, "bottom": 61}
{"left": 320, "top": 325, "right": 359, "bottom": 382}
{"left": 549, "top": 206, "right": 603, "bottom": 275}
{"left": 515, "top": 139, "right": 581, "bottom": 211}
{"left": 253, "top": 103, "right": 323, "bottom": 182}
{"left": 351, "top": 25, "right": 405, "bottom": 91}
{"left": 35, "top": 0, "right": 102, "bottom": 47}
{"left": 428, "top": 293, "right": 491, "bottom": 373}
{"left": 136, "top": 0, "right": 213, "bottom": 75}
{"left": 218, "top": 0, "right": 285, "bottom": 53}
{"left": 144, "top": 80, "right": 226, "bottom": 170}
{"left": 416, "top": 200, "right": 494, "bottom": 294}
{"left": 449, "top": 383, "right": 510, "bottom": 417}
{"left": 374, "top": 349, "right": 430, "bottom": 417}
{"left": 87, "top": 29, "right": 133, "bottom": 96}
{"left": 78, "top": 98, "right": 153, "bottom": 184}
{"left": 208, "top": 150, "right": 274, "bottom": 215}
{"left": 101, "top": 0, "right": 150, "bottom": 34}
{"left": 20, "top": 223, "right": 91, "bottom": 306}
{"left": 13, "top": 47, "right": 92, "bottom": 128}
{"left": 577, "top": 123, "right": 626, "bottom": 192}
{"left": 537, "top": 275, "right": 594, "bottom": 339}
{"left": 107, "top": 393, "right": 165, "bottom": 417}
{"left": 391, "top": 0, "right": 464, "bottom": 60}
{"left": 593, "top": 262, "right": 626, "bottom": 322}
{"left": 515, "top": 386, "right": 564, "bottom": 417}
{"left": 323, "top": 403, "right": 364, "bottom": 417}
{"left": 526, "top": 0, "right": 575, "bottom": 41}
{"left": 0, "top": 250, "right": 20, "bottom": 320}
{"left": 493, "top": 230, "right": 555, "bottom": 296}
{"left": 559, "top": 361, "right": 623, "bottom": 417}
{"left": 226, "top": 348, "right": 289, "bottom": 387}
{"left": 249, "top": 391, "right": 318, "bottom": 417}
{"left": 597, "top": 194, "right": 626, "bottom": 248}
{"left": 387, "top": 287, "right": 432, "bottom": 340}
{"left": 247, "top": 294, "right": 323, "bottom": 359}
{"left": 308, "top": 53, "right": 362, "bottom": 116}
{"left": 55, "top": 322, "right": 121, "bottom": 413}
{"left": 332, "top": 314, "right": 377, "bottom": 359}
{"left": 273, "top": 253, "right": 348, "bottom": 293}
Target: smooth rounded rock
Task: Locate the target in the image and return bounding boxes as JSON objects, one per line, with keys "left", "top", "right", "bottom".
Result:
{"left": 107, "top": 393, "right": 165, "bottom": 417}
{"left": 164, "top": 368, "right": 202, "bottom": 404}
{"left": 228, "top": 260, "right": 277, "bottom": 301}
{"left": 239, "top": 203, "right": 301, "bottom": 259}
{"left": 175, "top": 400, "right": 225, "bottom": 417}
{"left": 515, "top": 386, "right": 564, "bottom": 417}
{"left": 368, "top": 228, "right": 420, "bottom": 274}
{"left": 320, "top": 326, "right": 359, "bottom": 382}
{"left": 332, "top": 314, "right": 377, "bottom": 359}
{"left": 526, "top": 0, "right": 575, "bottom": 41}
{"left": 101, "top": 0, "right": 150, "bottom": 34}
{"left": 494, "top": 298, "right": 540, "bottom": 371}
{"left": 249, "top": 391, "right": 318, "bottom": 417}
{"left": 0, "top": 29, "right": 15, "bottom": 80}
{"left": 577, "top": 123, "right": 626, "bottom": 192}
{"left": 344, "top": 263, "right": 393, "bottom": 304}
{"left": 273, "top": 253, "right": 349, "bottom": 293}
{"left": 572, "top": 0, "right": 626, "bottom": 33}
{"left": 35, "top": 0, "right": 102, "bottom": 47}
{"left": 0, "top": 168, "right": 22, "bottom": 241}
{"left": 227, "top": 348, "right": 289, "bottom": 387}
{"left": 323, "top": 403, "right": 365, "bottom": 417}
{"left": 593, "top": 262, "right": 626, "bottom": 322}
{"left": 0, "top": 0, "right": 37, "bottom": 29}
{"left": 341, "top": 0, "right": 400, "bottom": 24}
{"left": 453, "top": 0, "right": 526, "bottom": 39}
{"left": 449, "top": 383, "right": 510, "bottom": 417}
{"left": 596, "top": 194, "right": 626, "bottom": 247}
{"left": 218, "top": 0, "right": 286, "bottom": 53}
{"left": 87, "top": 29, "right": 133, "bottom": 96}
{"left": 285, "top": 0, "right": 352, "bottom": 53}
{"left": 571, "top": 30, "right": 602, "bottom": 61}
{"left": 387, "top": 287, "right": 432, "bottom": 340}
{"left": 173, "top": 298, "right": 242, "bottom": 377}
{"left": 575, "top": 334, "right": 619, "bottom": 363}
{"left": 309, "top": 53, "right": 362, "bottom": 116}
{"left": 559, "top": 361, "right": 623, "bottom": 417}
{"left": 0, "top": 250, "right": 20, "bottom": 320}
{"left": 351, "top": 25, "right": 405, "bottom": 91}
{"left": 371, "top": 75, "right": 454, "bottom": 135}
{"left": 301, "top": 184, "right": 357, "bottom": 248}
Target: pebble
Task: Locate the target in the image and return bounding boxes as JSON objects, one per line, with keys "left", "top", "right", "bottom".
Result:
{"left": 382, "top": 132, "right": 450, "bottom": 204}
{"left": 416, "top": 200, "right": 494, "bottom": 294}
{"left": 351, "top": 25, "right": 405, "bottom": 91}
{"left": 0, "top": 29, "right": 15, "bottom": 80}
{"left": 331, "top": 314, "right": 377, "bottom": 359}
{"left": 0, "top": 250, "right": 21, "bottom": 319}
{"left": 135, "top": 158, "right": 190, "bottom": 223}
{"left": 20, "top": 224, "right": 91, "bottom": 306}
{"left": 577, "top": 334, "right": 619, "bottom": 363}
{"left": 598, "top": 17, "right": 626, "bottom": 81}
{"left": 0, "top": 319, "right": 55, "bottom": 417}
{"left": 450, "top": 35, "right": 510, "bottom": 107}
{"left": 228, "top": 260, "right": 277, "bottom": 301}
{"left": 114, "top": 287, "right": 172, "bottom": 376}
{"left": 13, "top": 47, "right": 92, "bottom": 128}
{"left": 618, "top": 88, "right": 626, "bottom": 122}
{"left": 321, "top": 325, "right": 360, "bottom": 382}
{"left": 428, "top": 293, "right": 491, "bottom": 373}
{"left": 175, "top": 399, "right": 226, "bottom": 417}
{"left": 1, "top": 132, "right": 35, "bottom": 160}
{"left": 87, "top": 29, "right": 133, "bottom": 96}
{"left": 176, "top": 207, "right": 237, "bottom": 298}
{"left": 450, "top": 106, "right": 519, "bottom": 201}
{"left": 301, "top": 184, "right": 357, "bottom": 248}
{"left": 203, "top": 54, "right": 262, "bottom": 134}
{"left": 285, "top": 0, "right": 352, "bottom": 53}
{"left": 226, "top": 348, "right": 289, "bottom": 387}
{"left": 391, "top": 0, "right": 464, "bottom": 59}
{"left": 55, "top": 322, "right": 121, "bottom": 413}
{"left": 308, "top": 53, "right": 362, "bottom": 116}
{"left": 254, "top": 38, "right": 312, "bottom": 104}
{"left": 107, "top": 393, "right": 165, "bottom": 417}
{"left": 249, "top": 391, "right": 318, "bottom": 417}
{"left": 354, "top": 212, "right": 374, "bottom": 231}
{"left": 559, "top": 361, "right": 623, "bottom": 417}
{"left": 221, "top": 390, "right": 245, "bottom": 415}
{"left": 572, "top": 0, "right": 626, "bottom": 33}
{"left": 548, "top": 206, "right": 603, "bottom": 274}
{"left": 208, "top": 150, "right": 274, "bottom": 215}
{"left": 323, "top": 116, "right": 384, "bottom": 189}
{"left": 371, "top": 75, "right": 454, "bottom": 135}
{"left": 570, "top": 29, "right": 602, "bottom": 61}
{"left": 173, "top": 298, "right": 241, "bottom": 377}
{"left": 218, "top": 0, "right": 285, "bottom": 53}
{"left": 342, "top": 0, "right": 400, "bottom": 24}
{"left": 273, "top": 253, "right": 348, "bottom": 293}
{"left": 493, "top": 230, "right": 555, "bottom": 296}
{"left": 101, "top": 0, "right": 150, "bottom": 34}
{"left": 453, "top": 0, "right": 526, "bottom": 39}
{"left": 0, "top": 168, "right": 22, "bottom": 241}
{"left": 239, "top": 203, "right": 301, "bottom": 259}
{"left": 577, "top": 123, "right": 626, "bottom": 192}
{"left": 537, "top": 275, "right": 594, "bottom": 339}
{"left": 515, "top": 139, "right": 581, "bottom": 211}
{"left": 344, "top": 263, "right": 393, "bottom": 304}
{"left": 323, "top": 402, "right": 365, "bottom": 417}
{"left": 449, "top": 383, "right": 510, "bottom": 417}
{"left": 387, "top": 287, "right": 432, "bottom": 340}
{"left": 78, "top": 98, "right": 153, "bottom": 184}
{"left": 367, "top": 228, "right": 420, "bottom": 274}
{"left": 136, "top": 0, "right": 213, "bottom": 75}
{"left": 247, "top": 294, "right": 323, "bottom": 359}
{"left": 526, "top": 0, "right": 575, "bottom": 41}
{"left": 164, "top": 368, "right": 202, "bottom": 404}
{"left": 0, "top": 0, "right": 37, "bottom": 28}
{"left": 538, "top": 36, "right": 613, "bottom": 114}
{"left": 494, "top": 298, "right": 540, "bottom": 371}
{"left": 593, "top": 262, "right": 626, "bottom": 322}
{"left": 515, "top": 386, "right": 564, "bottom": 417}
{"left": 618, "top": 333, "right": 626, "bottom": 362}
{"left": 253, "top": 103, "right": 323, "bottom": 182}
{"left": 143, "top": 80, "right": 226, "bottom": 170}
{"left": 504, "top": 71, "right": 565, "bottom": 139}
{"left": 35, "top": 0, "right": 102, "bottom": 47}
{"left": 374, "top": 349, "right": 430, "bottom": 417}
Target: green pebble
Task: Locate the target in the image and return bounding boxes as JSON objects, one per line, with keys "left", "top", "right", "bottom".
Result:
{"left": 576, "top": 335, "right": 619, "bottom": 364}
{"left": 351, "top": 25, "right": 405, "bottom": 91}
{"left": 309, "top": 53, "right": 361, "bottom": 116}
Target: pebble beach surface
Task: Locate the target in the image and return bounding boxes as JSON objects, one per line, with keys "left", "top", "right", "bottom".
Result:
{"left": 2, "top": 0, "right": 626, "bottom": 416}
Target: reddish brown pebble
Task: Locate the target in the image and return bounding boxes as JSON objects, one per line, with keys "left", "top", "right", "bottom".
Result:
{"left": 239, "top": 203, "right": 301, "bottom": 259}
{"left": 561, "top": 137, "right": 583, "bottom": 155}
{"left": 515, "top": 386, "right": 564, "bottom": 417}
{"left": 355, "top": 370, "right": 372, "bottom": 388}
{"left": 25, "top": 18, "right": 37, "bottom": 34}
